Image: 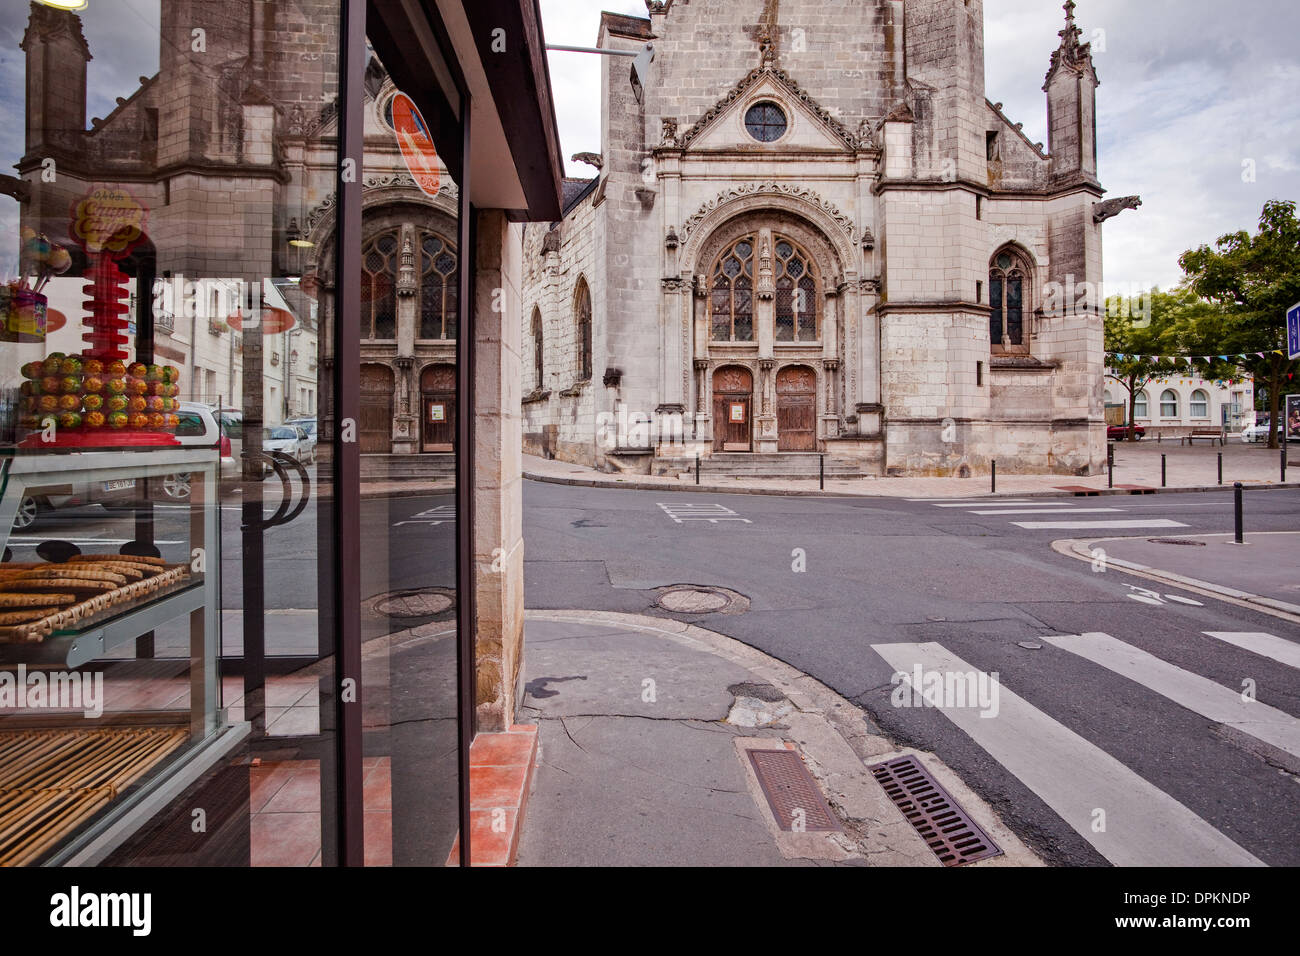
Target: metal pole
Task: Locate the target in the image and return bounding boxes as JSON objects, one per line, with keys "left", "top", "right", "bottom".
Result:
{"left": 1234, "top": 482, "right": 1244, "bottom": 544}
{"left": 819, "top": 454, "right": 824, "bottom": 491}
{"left": 991, "top": 460, "right": 996, "bottom": 494}
{"left": 1107, "top": 443, "right": 1114, "bottom": 489}
{"left": 1218, "top": 452, "right": 1223, "bottom": 486}
{"left": 1283, "top": 445, "right": 1288, "bottom": 483}
{"left": 1161, "top": 453, "right": 1166, "bottom": 488}
{"left": 695, "top": 454, "right": 700, "bottom": 485}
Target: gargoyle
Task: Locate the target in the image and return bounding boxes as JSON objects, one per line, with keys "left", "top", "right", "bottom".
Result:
{"left": 1094, "top": 195, "right": 1142, "bottom": 223}
{"left": 571, "top": 152, "right": 603, "bottom": 171}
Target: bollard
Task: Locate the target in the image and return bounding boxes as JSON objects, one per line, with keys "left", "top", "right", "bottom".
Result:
{"left": 1218, "top": 452, "right": 1223, "bottom": 486}
{"left": 819, "top": 453, "right": 825, "bottom": 491}
{"left": 991, "top": 459, "right": 997, "bottom": 494}
{"left": 1108, "top": 443, "right": 1114, "bottom": 489}
{"left": 1283, "top": 445, "right": 1288, "bottom": 483}
{"left": 695, "top": 454, "right": 700, "bottom": 485}
{"left": 1234, "top": 482, "right": 1244, "bottom": 544}
{"left": 1161, "top": 453, "right": 1167, "bottom": 488}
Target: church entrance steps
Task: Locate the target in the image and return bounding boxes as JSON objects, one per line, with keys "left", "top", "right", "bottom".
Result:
{"left": 360, "top": 453, "right": 456, "bottom": 480}
{"left": 658, "top": 453, "right": 870, "bottom": 480}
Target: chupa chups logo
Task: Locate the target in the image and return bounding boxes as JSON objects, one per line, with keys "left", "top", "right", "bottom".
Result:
{"left": 71, "top": 186, "right": 147, "bottom": 255}
{"left": 49, "top": 887, "right": 151, "bottom": 937}
{"left": 390, "top": 92, "right": 441, "bottom": 198}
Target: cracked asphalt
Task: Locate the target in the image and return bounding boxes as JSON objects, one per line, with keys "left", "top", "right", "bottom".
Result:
{"left": 519, "top": 480, "right": 1300, "bottom": 866}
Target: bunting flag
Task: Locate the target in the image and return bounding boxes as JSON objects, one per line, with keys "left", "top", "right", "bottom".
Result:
{"left": 1105, "top": 349, "right": 1291, "bottom": 364}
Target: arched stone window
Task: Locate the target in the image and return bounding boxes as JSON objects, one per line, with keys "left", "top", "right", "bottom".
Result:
{"left": 774, "top": 236, "right": 819, "bottom": 342}
{"left": 1134, "top": 390, "right": 1149, "bottom": 418}
{"left": 361, "top": 230, "right": 399, "bottom": 339}
{"left": 1190, "top": 389, "right": 1209, "bottom": 418}
{"left": 575, "top": 278, "right": 593, "bottom": 381}
{"left": 531, "top": 306, "right": 544, "bottom": 388}
{"left": 418, "top": 231, "right": 458, "bottom": 340}
{"left": 1160, "top": 389, "right": 1179, "bottom": 418}
{"left": 710, "top": 236, "right": 755, "bottom": 342}
{"left": 989, "top": 246, "right": 1032, "bottom": 351}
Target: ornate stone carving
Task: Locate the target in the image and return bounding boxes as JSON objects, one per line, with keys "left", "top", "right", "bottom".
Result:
{"left": 1093, "top": 196, "right": 1142, "bottom": 223}
{"left": 665, "top": 227, "right": 679, "bottom": 250}
{"left": 678, "top": 66, "right": 861, "bottom": 151}
{"left": 661, "top": 118, "right": 679, "bottom": 147}
{"left": 572, "top": 151, "right": 603, "bottom": 171}
{"left": 396, "top": 231, "right": 417, "bottom": 296}
{"left": 860, "top": 228, "right": 875, "bottom": 251}
{"left": 662, "top": 276, "right": 684, "bottom": 291}
{"left": 757, "top": 235, "right": 774, "bottom": 301}
{"left": 681, "top": 182, "right": 855, "bottom": 240}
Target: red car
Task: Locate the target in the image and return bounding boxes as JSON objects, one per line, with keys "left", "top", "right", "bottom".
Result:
{"left": 1108, "top": 424, "right": 1145, "bottom": 441}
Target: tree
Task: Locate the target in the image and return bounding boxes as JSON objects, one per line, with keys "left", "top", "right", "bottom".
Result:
{"left": 1104, "top": 290, "right": 1186, "bottom": 441}
{"left": 1179, "top": 200, "right": 1300, "bottom": 449}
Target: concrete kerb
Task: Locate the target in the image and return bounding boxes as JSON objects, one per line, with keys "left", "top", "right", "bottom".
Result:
{"left": 1053, "top": 534, "right": 1300, "bottom": 626}
{"left": 524, "top": 470, "right": 1300, "bottom": 501}
{"left": 524, "top": 609, "right": 1042, "bottom": 866}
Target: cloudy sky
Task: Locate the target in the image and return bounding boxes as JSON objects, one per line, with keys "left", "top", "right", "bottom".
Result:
{"left": 540, "top": 0, "right": 1300, "bottom": 291}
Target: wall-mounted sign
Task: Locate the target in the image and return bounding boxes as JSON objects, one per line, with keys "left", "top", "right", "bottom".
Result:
{"left": 390, "top": 92, "right": 441, "bottom": 198}
{"left": 429, "top": 403, "right": 446, "bottom": 423}
{"left": 729, "top": 402, "right": 746, "bottom": 424}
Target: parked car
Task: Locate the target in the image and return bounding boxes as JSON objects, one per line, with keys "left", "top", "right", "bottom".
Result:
{"left": 1107, "top": 424, "right": 1145, "bottom": 441}
{"left": 263, "top": 424, "right": 314, "bottom": 465}
{"left": 284, "top": 417, "right": 318, "bottom": 461}
{"left": 156, "top": 402, "right": 237, "bottom": 499}
{"left": 1241, "top": 419, "right": 1282, "bottom": 444}
{"left": 9, "top": 477, "right": 143, "bottom": 532}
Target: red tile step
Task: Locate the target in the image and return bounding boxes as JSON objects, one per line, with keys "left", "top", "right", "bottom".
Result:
{"left": 1055, "top": 485, "right": 1103, "bottom": 496}
{"left": 1114, "top": 484, "right": 1156, "bottom": 494}
{"left": 445, "top": 724, "right": 538, "bottom": 867}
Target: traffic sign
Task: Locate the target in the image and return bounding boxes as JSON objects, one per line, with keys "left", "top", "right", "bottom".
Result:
{"left": 1289, "top": 301, "right": 1300, "bottom": 359}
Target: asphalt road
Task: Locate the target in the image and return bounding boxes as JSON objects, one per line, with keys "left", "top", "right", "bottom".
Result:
{"left": 519, "top": 481, "right": 1300, "bottom": 867}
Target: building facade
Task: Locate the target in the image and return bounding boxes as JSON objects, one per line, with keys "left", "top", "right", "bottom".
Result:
{"left": 1105, "top": 372, "right": 1254, "bottom": 437}
{"left": 523, "top": 0, "right": 1127, "bottom": 477}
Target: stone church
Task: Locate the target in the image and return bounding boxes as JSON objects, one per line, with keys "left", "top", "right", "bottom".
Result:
{"left": 522, "top": 0, "right": 1128, "bottom": 477}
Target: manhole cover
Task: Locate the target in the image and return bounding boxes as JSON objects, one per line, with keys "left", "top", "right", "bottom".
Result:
{"left": 366, "top": 587, "right": 456, "bottom": 618}
{"left": 1148, "top": 538, "right": 1206, "bottom": 546}
{"left": 869, "top": 756, "right": 1002, "bottom": 866}
{"left": 655, "top": 584, "right": 749, "bottom": 614}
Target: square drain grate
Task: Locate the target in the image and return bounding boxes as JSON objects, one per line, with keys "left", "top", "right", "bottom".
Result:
{"left": 746, "top": 748, "right": 841, "bottom": 832}
{"left": 869, "top": 756, "right": 1003, "bottom": 866}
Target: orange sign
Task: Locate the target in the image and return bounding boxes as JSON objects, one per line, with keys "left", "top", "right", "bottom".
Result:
{"left": 390, "top": 92, "right": 441, "bottom": 198}
{"left": 72, "top": 187, "right": 147, "bottom": 254}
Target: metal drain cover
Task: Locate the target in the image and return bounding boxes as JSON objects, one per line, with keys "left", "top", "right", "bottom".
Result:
{"left": 746, "top": 748, "right": 841, "bottom": 832}
{"left": 1148, "top": 538, "right": 1206, "bottom": 546}
{"left": 367, "top": 587, "right": 455, "bottom": 618}
{"left": 869, "top": 756, "right": 1002, "bottom": 866}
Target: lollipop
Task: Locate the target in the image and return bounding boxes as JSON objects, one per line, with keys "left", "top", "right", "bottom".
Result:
{"left": 60, "top": 357, "right": 82, "bottom": 376}
{"left": 41, "top": 376, "right": 62, "bottom": 395}
{"left": 20, "top": 361, "right": 43, "bottom": 380}
{"left": 145, "top": 396, "right": 163, "bottom": 412}
{"left": 129, "top": 379, "right": 148, "bottom": 396}
{"left": 165, "top": 413, "right": 179, "bottom": 428}
{"left": 85, "top": 411, "right": 105, "bottom": 428}
{"left": 107, "top": 378, "right": 127, "bottom": 395}
{"left": 60, "top": 376, "right": 81, "bottom": 394}
{"left": 83, "top": 358, "right": 104, "bottom": 375}
{"left": 149, "top": 381, "right": 167, "bottom": 396}
{"left": 148, "top": 412, "right": 165, "bottom": 429}
{"left": 107, "top": 395, "right": 127, "bottom": 413}
{"left": 127, "top": 363, "right": 147, "bottom": 379}
{"left": 42, "top": 356, "right": 63, "bottom": 377}
{"left": 108, "top": 361, "right": 127, "bottom": 377}
{"left": 107, "top": 412, "right": 128, "bottom": 429}
{"left": 58, "top": 394, "right": 80, "bottom": 412}
{"left": 37, "top": 395, "right": 59, "bottom": 413}
{"left": 83, "top": 376, "right": 104, "bottom": 394}
{"left": 146, "top": 365, "right": 165, "bottom": 382}
{"left": 129, "top": 413, "right": 148, "bottom": 429}
{"left": 83, "top": 394, "right": 104, "bottom": 411}
{"left": 128, "top": 396, "right": 146, "bottom": 413}
{"left": 58, "top": 411, "right": 82, "bottom": 429}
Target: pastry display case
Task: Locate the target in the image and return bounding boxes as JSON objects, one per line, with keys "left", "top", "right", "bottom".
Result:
{"left": 0, "top": 447, "right": 243, "bottom": 866}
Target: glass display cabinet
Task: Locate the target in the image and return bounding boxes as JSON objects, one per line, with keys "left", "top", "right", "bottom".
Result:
{"left": 0, "top": 446, "right": 241, "bottom": 866}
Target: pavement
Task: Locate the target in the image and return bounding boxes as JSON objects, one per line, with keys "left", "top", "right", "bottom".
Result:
{"left": 513, "top": 610, "right": 1040, "bottom": 867}
{"left": 524, "top": 441, "right": 1300, "bottom": 498}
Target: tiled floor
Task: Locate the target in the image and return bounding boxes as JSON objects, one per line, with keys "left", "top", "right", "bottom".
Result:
{"left": 446, "top": 724, "right": 538, "bottom": 867}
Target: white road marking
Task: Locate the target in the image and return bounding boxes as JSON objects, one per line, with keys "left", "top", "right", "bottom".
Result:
{"left": 970, "top": 508, "right": 1124, "bottom": 516}
{"left": 8, "top": 537, "right": 184, "bottom": 547}
{"left": 656, "top": 502, "right": 751, "bottom": 524}
{"left": 392, "top": 504, "right": 455, "bottom": 527}
{"left": 1203, "top": 632, "right": 1300, "bottom": 671}
{"left": 931, "top": 501, "right": 1059, "bottom": 508}
{"left": 870, "top": 641, "right": 1264, "bottom": 867}
{"left": 1011, "top": 519, "right": 1189, "bottom": 530}
{"left": 1043, "top": 632, "right": 1300, "bottom": 762}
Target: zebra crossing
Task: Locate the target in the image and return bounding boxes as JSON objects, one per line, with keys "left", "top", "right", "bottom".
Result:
{"left": 872, "top": 629, "right": 1300, "bottom": 866}
{"left": 910, "top": 497, "right": 1188, "bottom": 531}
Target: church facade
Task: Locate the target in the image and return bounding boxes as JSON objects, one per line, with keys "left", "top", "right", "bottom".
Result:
{"left": 522, "top": 0, "right": 1125, "bottom": 477}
